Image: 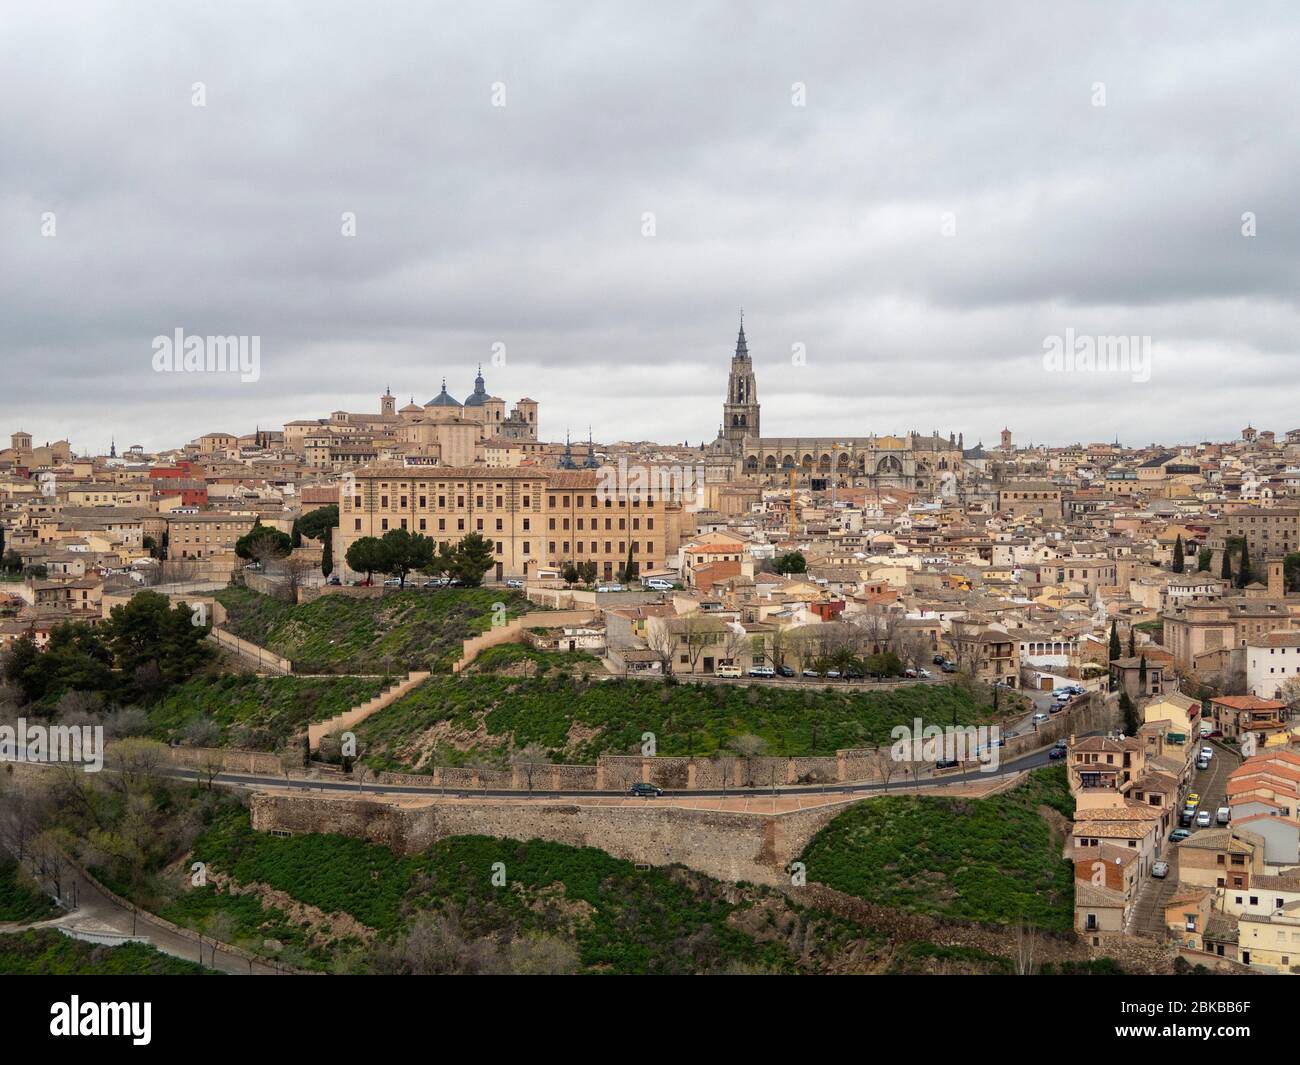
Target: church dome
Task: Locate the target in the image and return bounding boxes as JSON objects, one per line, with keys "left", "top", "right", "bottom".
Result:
{"left": 464, "top": 365, "right": 488, "bottom": 407}
{"left": 424, "top": 379, "right": 462, "bottom": 408}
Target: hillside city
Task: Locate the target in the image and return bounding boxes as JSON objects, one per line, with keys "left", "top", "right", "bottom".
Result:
{"left": 2, "top": 322, "right": 1298, "bottom": 978}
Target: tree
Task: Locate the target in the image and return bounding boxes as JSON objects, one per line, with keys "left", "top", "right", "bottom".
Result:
{"left": 1138, "top": 655, "right": 1148, "bottom": 690}
{"left": 511, "top": 743, "right": 552, "bottom": 791}
{"left": 345, "top": 536, "right": 389, "bottom": 584}
{"left": 1127, "top": 626, "right": 1135, "bottom": 658}
{"left": 774, "top": 551, "right": 807, "bottom": 575}
{"left": 1172, "top": 534, "right": 1185, "bottom": 573}
{"left": 1108, "top": 620, "right": 1121, "bottom": 662}
{"left": 297, "top": 505, "right": 338, "bottom": 541}
{"left": 380, "top": 528, "right": 434, "bottom": 588}
{"left": 1119, "top": 691, "right": 1139, "bottom": 735}
{"left": 1221, "top": 544, "right": 1234, "bottom": 581}
{"left": 1285, "top": 553, "right": 1300, "bottom": 594}
{"left": 235, "top": 522, "right": 292, "bottom": 564}
{"left": 1197, "top": 547, "right": 1212, "bottom": 572}
{"left": 1237, "top": 542, "right": 1253, "bottom": 589}
{"left": 449, "top": 533, "right": 495, "bottom": 587}
{"left": 561, "top": 562, "right": 579, "bottom": 586}
{"left": 619, "top": 542, "right": 638, "bottom": 583}
{"left": 320, "top": 525, "right": 333, "bottom": 578}
{"left": 645, "top": 624, "right": 677, "bottom": 675}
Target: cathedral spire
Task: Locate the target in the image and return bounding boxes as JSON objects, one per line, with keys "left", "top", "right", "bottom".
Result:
{"left": 734, "top": 311, "right": 748, "bottom": 359}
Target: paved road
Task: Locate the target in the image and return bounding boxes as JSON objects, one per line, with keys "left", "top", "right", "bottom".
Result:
{"left": 4, "top": 854, "right": 282, "bottom": 975}
{"left": 1130, "top": 742, "right": 1241, "bottom": 937}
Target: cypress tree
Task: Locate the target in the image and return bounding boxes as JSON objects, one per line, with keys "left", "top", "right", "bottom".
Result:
{"left": 1108, "top": 620, "right": 1121, "bottom": 661}
{"left": 1221, "top": 546, "right": 1233, "bottom": 581}
{"left": 1238, "top": 543, "right": 1252, "bottom": 588}
{"left": 1172, "top": 534, "right": 1185, "bottom": 573}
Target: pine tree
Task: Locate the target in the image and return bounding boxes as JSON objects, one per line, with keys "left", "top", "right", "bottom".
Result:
{"left": 1108, "top": 620, "right": 1121, "bottom": 661}
{"left": 1172, "top": 534, "right": 1185, "bottom": 573}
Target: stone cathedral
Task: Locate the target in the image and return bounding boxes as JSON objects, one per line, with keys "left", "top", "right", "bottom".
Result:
{"left": 705, "top": 316, "right": 965, "bottom": 494}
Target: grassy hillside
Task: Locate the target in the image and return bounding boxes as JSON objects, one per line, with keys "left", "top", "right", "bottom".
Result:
{"left": 799, "top": 766, "right": 1076, "bottom": 933}
{"left": 0, "top": 929, "right": 210, "bottom": 975}
{"left": 0, "top": 856, "right": 57, "bottom": 923}
{"left": 147, "top": 674, "right": 388, "bottom": 749}
{"left": 214, "top": 586, "right": 530, "bottom": 673}
{"left": 354, "top": 672, "right": 1015, "bottom": 771}
{"left": 158, "top": 808, "right": 888, "bottom": 974}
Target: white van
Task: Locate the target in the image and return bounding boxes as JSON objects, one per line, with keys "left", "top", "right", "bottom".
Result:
{"left": 644, "top": 577, "right": 674, "bottom": 591}
{"left": 715, "top": 664, "right": 743, "bottom": 679}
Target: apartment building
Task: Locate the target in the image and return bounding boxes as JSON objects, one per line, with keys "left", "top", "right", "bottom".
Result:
{"left": 1247, "top": 632, "right": 1300, "bottom": 699}
{"left": 166, "top": 513, "right": 260, "bottom": 560}
{"left": 1208, "top": 506, "right": 1300, "bottom": 564}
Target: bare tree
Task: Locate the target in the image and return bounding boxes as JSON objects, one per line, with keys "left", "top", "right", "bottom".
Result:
{"left": 721, "top": 624, "right": 749, "bottom": 669}
{"left": 1013, "top": 920, "right": 1039, "bottom": 975}
{"left": 645, "top": 624, "right": 677, "bottom": 676}
{"left": 511, "top": 743, "right": 552, "bottom": 791}
{"left": 680, "top": 614, "right": 725, "bottom": 673}
{"left": 869, "top": 746, "right": 899, "bottom": 790}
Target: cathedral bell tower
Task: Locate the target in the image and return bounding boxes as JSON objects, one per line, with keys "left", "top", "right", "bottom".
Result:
{"left": 722, "top": 313, "right": 759, "bottom": 451}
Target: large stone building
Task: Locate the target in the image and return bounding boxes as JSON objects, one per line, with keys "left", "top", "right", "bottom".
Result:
{"left": 706, "top": 318, "right": 965, "bottom": 493}
{"left": 338, "top": 465, "right": 684, "bottom": 582}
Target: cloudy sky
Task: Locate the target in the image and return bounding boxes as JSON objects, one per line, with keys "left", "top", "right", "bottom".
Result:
{"left": 3, "top": 1, "right": 1299, "bottom": 454}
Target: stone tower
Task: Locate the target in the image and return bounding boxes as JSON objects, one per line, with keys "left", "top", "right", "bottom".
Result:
{"left": 722, "top": 313, "right": 759, "bottom": 452}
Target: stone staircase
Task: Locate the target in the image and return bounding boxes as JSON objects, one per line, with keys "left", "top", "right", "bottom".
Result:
{"left": 307, "top": 671, "right": 430, "bottom": 751}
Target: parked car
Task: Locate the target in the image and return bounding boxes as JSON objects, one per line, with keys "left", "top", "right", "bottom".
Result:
{"left": 382, "top": 577, "right": 402, "bottom": 586}
{"left": 843, "top": 668, "right": 864, "bottom": 680}
{"left": 802, "top": 669, "right": 822, "bottom": 678}
{"left": 775, "top": 665, "right": 796, "bottom": 678}
{"left": 1170, "top": 829, "right": 1191, "bottom": 843}
{"left": 1200, "top": 746, "right": 1213, "bottom": 761}
{"left": 628, "top": 783, "right": 663, "bottom": 797}
{"left": 1196, "top": 809, "right": 1213, "bottom": 828}
{"left": 1048, "top": 746, "right": 1066, "bottom": 760}
{"left": 747, "top": 666, "right": 775, "bottom": 679}
{"left": 505, "top": 578, "right": 524, "bottom": 588}
{"left": 1152, "top": 860, "right": 1170, "bottom": 879}
{"left": 1216, "top": 806, "right": 1231, "bottom": 825}
{"left": 1032, "top": 712, "right": 1049, "bottom": 724}
{"left": 1179, "top": 809, "right": 1195, "bottom": 827}
{"left": 1053, "top": 739, "right": 1068, "bottom": 751}
{"left": 1199, "top": 723, "right": 1214, "bottom": 737}
{"left": 940, "top": 662, "right": 957, "bottom": 673}
{"left": 935, "top": 759, "right": 960, "bottom": 770}
{"left": 715, "top": 664, "right": 743, "bottom": 679}
{"left": 644, "top": 577, "right": 674, "bottom": 591}
{"left": 596, "top": 583, "right": 624, "bottom": 593}
{"left": 932, "top": 654, "right": 947, "bottom": 665}
{"left": 1049, "top": 703, "right": 1064, "bottom": 714}
{"left": 824, "top": 669, "right": 841, "bottom": 679}
{"left": 1185, "top": 792, "right": 1201, "bottom": 807}
{"left": 326, "top": 576, "right": 341, "bottom": 585}
{"left": 904, "top": 668, "right": 918, "bottom": 678}
{"left": 1196, "top": 757, "right": 1210, "bottom": 772}
{"left": 917, "top": 668, "right": 932, "bottom": 679}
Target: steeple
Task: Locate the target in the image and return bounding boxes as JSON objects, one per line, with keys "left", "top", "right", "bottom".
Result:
{"left": 734, "top": 310, "right": 749, "bottom": 359}
{"left": 722, "top": 313, "right": 759, "bottom": 451}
